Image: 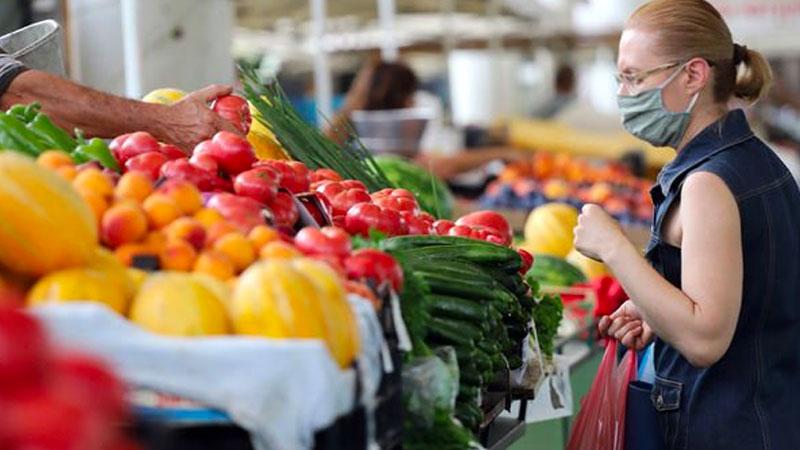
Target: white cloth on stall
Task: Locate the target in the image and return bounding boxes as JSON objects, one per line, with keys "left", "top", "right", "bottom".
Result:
{"left": 33, "top": 295, "right": 384, "bottom": 450}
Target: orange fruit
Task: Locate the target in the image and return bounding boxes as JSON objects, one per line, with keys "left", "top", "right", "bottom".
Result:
{"left": 164, "top": 217, "right": 206, "bottom": 251}
{"left": 79, "top": 190, "right": 109, "bottom": 225}
{"left": 36, "top": 150, "right": 74, "bottom": 170}
{"left": 205, "top": 221, "right": 238, "bottom": 247}
{"left": 73, "top": 168, "right": 114, "bottom": 198}
{"left": 143, "top": 193, "right": 183, "bottom": 229}
{"left": 248, "top": 225, "right": 279, "bottom": 249}
{"left": 55, "top": 165, "right": 77, "bottom": 181}
{"left": 115, "top": 172, "right": 154, "bottom": 203}
{"left": 194, "top": 208, "right": 224, "bottom": 229}
{"left": 101, "top": 203, "right": 148, "bottom": 248}
{"left": 158, "top": 180, "right": 203, "bottom": 214}
{"left": 212, "top": 232, "right": 256, "bottom": 272}
{"left": 159, "top": 239, "right": 198, "bottom": 271}
{"left": 194, "top": 250, "right": 236, "bottom": 280}
{"left": 258, "top": 241, "right": 301, "bottom": 260}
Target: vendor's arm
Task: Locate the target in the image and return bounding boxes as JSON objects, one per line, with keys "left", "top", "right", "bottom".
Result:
{"left": 415, "top": 147, "right": 526, "bottom": 180}
{"left": 576, "top": 172, "right": 743, "bottom": 368}
{"left": 0, "top": 69, "right": 240, "bottom": 150}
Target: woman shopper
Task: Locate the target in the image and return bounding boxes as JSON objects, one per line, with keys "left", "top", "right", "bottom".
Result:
{"left": 574, "top": 1, "right": 800, "bottom": 449}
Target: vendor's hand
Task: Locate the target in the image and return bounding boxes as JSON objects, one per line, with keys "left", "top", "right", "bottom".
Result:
{"left": 599, "top": 300, "right": 654, "bottom": 350}
{"left": 158, "top": 84, "right": 242, "bottom": 150}
{"left": 574, "top": 204, "right": 628, "bottom": 262}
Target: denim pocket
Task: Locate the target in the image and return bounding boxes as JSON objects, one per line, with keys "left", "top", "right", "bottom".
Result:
{"left": 651, "top": 376, "right": 682, "bottom": 449}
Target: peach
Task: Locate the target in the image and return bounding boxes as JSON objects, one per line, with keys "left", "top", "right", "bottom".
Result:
{"left": 205, "top": 221, "right": 238, "bottom": 247}
{"left": 73, "top": 167, "right": 114, "bottom": 198}
{"left": 115, "top": 172, "right": 154, "bottom": 203}
{"left": 194, "top": 207, "right": 224, "bottom": 229}
{"left": 101, "top": 203, "right": 148, "bottom": 248}
{"left": 143, "top": 193, "right": 183, "bottom": 229}
{"left": 247, "top": 225, "right": 279, "bottom": 249}
{"left": 56, "top": 165, "right": 77, "bottom": 181}
{"left": 79, "top": 190, "right": 109, "bottom": 225}
{"left": 193, "top": 250, "right": 236, "bottom": 280}
{"left": 36, "top": 150, "right": 74, "bottom": 170}
{"left": 164, "top": 217, "right": 206, "bottom": 251}
{"left": 158, "top": 179, "right": 203, "bottom": 214}
{"left": 114, "top": 243, "right": 156, "bottom": 267}
{"left": 212, "top": 232, "right": 256, "bottom": 272}
{"left": 159, "top": 239, "right": 197, "bottom": 271}
{"left": 259, "top": 241, "right": 301, "bottom": 260}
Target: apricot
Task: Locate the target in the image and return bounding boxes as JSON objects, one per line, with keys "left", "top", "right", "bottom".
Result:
{"left": 247, "top": 225, "right": 279, "bottom": 250}
{"left": 194, "top": 208, "right": 224, "bottom": 229}
{"left": 79, "top": 190, "right": 109, "bottom": 225}
{"left": 164, "top": 217, "right": 206, "bottom": 251}
{"left": 115, "top": 171, "right": 154, "bottom": 203}
{"left": 143, "top": 193, "right": 183, "bottom": 229}
{"left": 212, "top": 232, "right": 256, "bottom": 272}
{"left": 158, "top": 179, "right": 203, "bottom": 214}
{"left": 73, "top": 167, "right": 114, "bottom": 198}
{"left": 56, "top": 165, "right": 77, "bottom": 181}
{"left": 205, "top": 221, "right": 238, "bottom": 247}
{"left": 101, "top": 203, "right": 148, "bottom": 248}
{"left": 193, "top": 250, "right": 236, "bottom": 280}
{"left": 159, "top": 239, "right": 197, "bottom": 271}
{"left": 258, "top": 241, "right": 301, "bottom": 260}
{"left": 36, "top": 150, "right": 74, "bottom": 170}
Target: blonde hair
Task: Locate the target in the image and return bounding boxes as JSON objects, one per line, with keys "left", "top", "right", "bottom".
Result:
{"left": 628, "top": 0, "right": 772, "bottom": 103}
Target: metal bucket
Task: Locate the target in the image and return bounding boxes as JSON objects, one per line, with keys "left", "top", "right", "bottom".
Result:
{"left": 351, "top": 107, "right": 434, "bottom": 158}
{"left": 0, "top": 20, "right": 65, "bottom": 76}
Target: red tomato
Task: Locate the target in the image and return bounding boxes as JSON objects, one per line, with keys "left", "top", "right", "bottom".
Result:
{"left": 108, "top": 133, "right": 131, "bottom": 156}
{"left": 315, "top": 180, "right": 346, "bottom": 199}
{"left": 371, "top": 188, "right": 415, "bottom": 201}
{"left": 484, "top": 233, "right": 507, "bottom": 246}
{"left": 160, "top": 158, "right": 222, "bottom": 192}
{"left": 124, "top": 151, "right": 168, "bottom": 181}
{"left": 344, "top": 249, "right": 404, "bottom": 293}
{"left": 310, "top": 168, "right": 342, "bottom": 183}
{"left": 432, "top": 219, "right": 456, "bottom": 236}
{"left": 258, "top": 161, "right": 310, "bottom": 194}
{"left": 373, "top": 196, "right": 419, "bottom": 214}
{"left": 344, "top": 203, "right": 403, "bottom": 237}
{"left": 207, "top": 192, "right": 266, "bottom": 233}
{"left": 333, "top": 189, "right": 371, "bottom": 217}
{"left": 455, "top": 211, "right": 512, "bottom": 246}
{"left": 0, "top": 309, "right": 50, "bottom": 395}
{"left": 517, "top": 249, "right": 534, "bottom": 275}
{"left": 52, "top": 352, "right": 127, "bottom": 421}
{"left": 266, "top": 191, "right": 299, "bottom": 229}
{"left": 295, "top": 226, "right": 352, "bottom": 258}
{"left": 190, "top": 140, "right": 220, "bottom": 173}
{"left": 400, "top": 212, "right": 433, "bottom": 235}
{"left": 309, "top": 254, "right": 347, "bottom": 279}
{"left": 210, "top": 131, "right": 256, "bottom": 176}
{"left": 158, "top": 144, "right": 186, "bottom": 160}
{"left": 115, "top": 131, "right": 160, "bottom": 166}
{"left": 287, "top": 161, "right": 311, "bottom": 184}
{"left": 448, "top": 225, "right": 474, "bottom": 238}
{"left": 212, "top": 95, "right": 252, "bottom": 134}
{"left": 340, "top": 180, "right": 367, "bottom": 191}
{"left": 234, "top": 167, "right": 280, "bottom": 205}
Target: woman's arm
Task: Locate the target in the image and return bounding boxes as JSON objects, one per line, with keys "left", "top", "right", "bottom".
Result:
{"left": 1, "top": 70, "right": 240, "bottom": 150}
{"left": 576, "top": 171, "right": 743, "bottom": 367}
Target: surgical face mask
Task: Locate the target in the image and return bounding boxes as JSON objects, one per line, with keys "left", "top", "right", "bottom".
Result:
{"left": 617, "top": 64, "right": 700, "bottom": 148}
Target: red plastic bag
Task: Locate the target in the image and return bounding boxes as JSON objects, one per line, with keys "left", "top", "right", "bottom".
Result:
{"left": 567, "top": 339, "right": 637, "bottom": 450}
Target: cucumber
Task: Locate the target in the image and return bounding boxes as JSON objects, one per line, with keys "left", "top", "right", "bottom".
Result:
{"left": 383, "top": 235, "right": 502, "bottom": 251}
{"left": 460, "top": 371, "right": 483, "bottom": 387}
{"left": 429, "top": 295, "right": 490, "bottom": 323}
{"left": 458, "top": 384, "right": 480, "bottom": 403}
{"left": 392, "top": 244, "right": 519, "bottom": 267}
{"left": 428, "top": 317, "right": 482, "bottom": 344}
{"left": 419, "top": 272, "right": 515, "bottom": 306}
{"left": 456, "top": 401, "right": 484, "bottom": 431}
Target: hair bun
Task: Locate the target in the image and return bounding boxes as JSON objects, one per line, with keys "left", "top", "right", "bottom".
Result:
{"left": 733, "top": 43, "right": 749, "bottom": 65}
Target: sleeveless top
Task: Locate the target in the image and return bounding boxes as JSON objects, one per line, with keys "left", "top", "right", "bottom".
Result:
{"left": 646, "top": 110, "right": 800, "bottom": 450}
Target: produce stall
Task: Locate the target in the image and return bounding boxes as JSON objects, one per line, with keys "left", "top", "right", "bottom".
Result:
{"left": 0, "top": 74, "right": 581, "bottom": 450}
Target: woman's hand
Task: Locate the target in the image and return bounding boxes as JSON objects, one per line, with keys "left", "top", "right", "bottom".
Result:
{"left": 599, "top": 300, "right": 654, "bottom": 350}
{"left": 574, "top": 204, "right": 629, "bottom": 262}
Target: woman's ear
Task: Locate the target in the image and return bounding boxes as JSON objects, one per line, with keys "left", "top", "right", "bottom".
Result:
{"left": 685, "top": 57, "right": 712, "bottom": 94}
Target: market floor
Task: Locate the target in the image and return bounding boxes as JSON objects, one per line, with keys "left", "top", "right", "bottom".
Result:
{"left": 508, "top": 353, "right": 602, "bottom": 450}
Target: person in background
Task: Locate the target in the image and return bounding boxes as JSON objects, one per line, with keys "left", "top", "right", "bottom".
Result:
{"left": 329, "top": 58, "right": 524, "bottom": 181}
{"left": 574, "top": 1, "right": 800, "bottom": 449}
{"left": 0, "top": 26, "right": 240, "bottom": 151}
{"left": 533, "top": 64, "right": 576, "bottom": 119}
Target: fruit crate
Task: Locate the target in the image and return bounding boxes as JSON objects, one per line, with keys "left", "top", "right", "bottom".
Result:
{"left": 130, "top": 287, "right": 403, "bottom": 450}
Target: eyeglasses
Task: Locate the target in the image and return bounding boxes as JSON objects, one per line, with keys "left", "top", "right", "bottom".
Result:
{"left": 615, "top": 61, "right": 683, "bottom": 94}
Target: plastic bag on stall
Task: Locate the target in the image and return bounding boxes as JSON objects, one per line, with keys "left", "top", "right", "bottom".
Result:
{"left": 566, "top": 339, "right": 637, "bottom": 450}
{"left": 510, "top": 334, "right": 545, "bottom": 392}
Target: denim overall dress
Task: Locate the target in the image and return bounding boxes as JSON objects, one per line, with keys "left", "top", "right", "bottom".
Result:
{"left": 645, "top": 110, "right": 800, "bottom": 450}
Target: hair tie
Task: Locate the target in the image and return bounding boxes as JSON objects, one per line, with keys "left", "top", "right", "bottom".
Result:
{"left": 733, "top": 43, "right": 748, "bottom": 65}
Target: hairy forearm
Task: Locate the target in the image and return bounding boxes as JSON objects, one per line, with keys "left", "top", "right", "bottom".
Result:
{"left": 1, "top": 70, "right": 168, "bottom": 139}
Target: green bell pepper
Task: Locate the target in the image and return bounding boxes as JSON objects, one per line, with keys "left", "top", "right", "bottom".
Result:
{"left": 7, "top": 103, "right": 40, "bottom": 123}
{"left": 0, "top": 113, "right": 49, "bottom": 156}
{"left": 72, "top": 131, "right": 119, "bottom": 171}
{"left": 27, "top": 112, "right": 78, "bottom": 152}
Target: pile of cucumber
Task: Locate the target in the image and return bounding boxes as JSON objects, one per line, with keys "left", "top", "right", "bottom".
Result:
{"left": 382, "top": 236, "right": 534, "bottom": 431}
